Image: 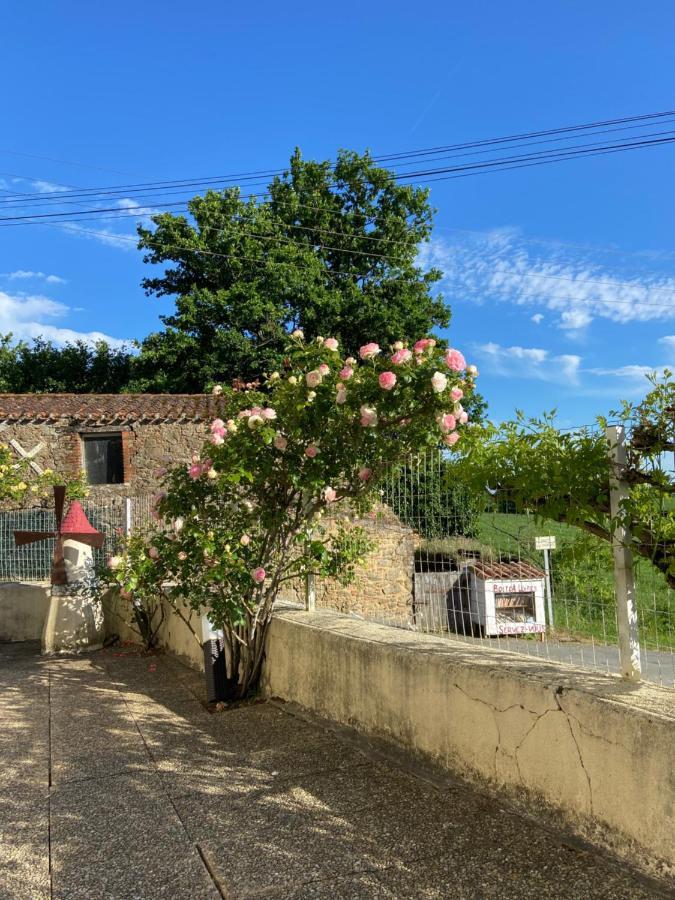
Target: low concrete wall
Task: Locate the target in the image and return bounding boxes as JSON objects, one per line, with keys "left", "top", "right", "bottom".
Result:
{"left": 102, "top": 588, "right": 205, "bottom": 672}
{"left": 0, "top": 582, "right": 50, "bottom": 641}
{"left": 262, "top": 608, "right": 675, "bottom": 877}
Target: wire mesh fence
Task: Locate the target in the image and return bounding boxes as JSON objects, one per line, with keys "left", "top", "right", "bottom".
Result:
{"left": 319, "top": 446, "right": 675, "bottom": 687}
{"left": 0, "top": 495, "right": 155, "bottom": 582}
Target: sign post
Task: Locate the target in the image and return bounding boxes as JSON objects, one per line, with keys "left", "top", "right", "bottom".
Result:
{"left": 535, "top": 535, "right": 556, "bottom": 631}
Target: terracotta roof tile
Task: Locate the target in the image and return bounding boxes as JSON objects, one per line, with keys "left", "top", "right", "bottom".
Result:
{"left": 466, "top": 560, "right": 545, "bottom": 580}
{"left": 0, "top": 394, "right": 223, "bottom": 425}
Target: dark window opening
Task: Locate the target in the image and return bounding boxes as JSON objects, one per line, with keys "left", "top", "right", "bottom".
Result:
{"left": 82, "top": 434, "right": 124, "bottom": 484}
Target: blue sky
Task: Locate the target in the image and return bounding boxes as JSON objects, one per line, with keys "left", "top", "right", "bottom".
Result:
{"left": 1, "top": 1, "right": 674, "bottom": 425}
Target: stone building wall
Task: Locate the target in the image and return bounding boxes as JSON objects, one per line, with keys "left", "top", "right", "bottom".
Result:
{"left": 278, "top": 507, "right": 415, "bottom": 622}
{"left": 0, "top": 420, "right": 208, "bottom": 501}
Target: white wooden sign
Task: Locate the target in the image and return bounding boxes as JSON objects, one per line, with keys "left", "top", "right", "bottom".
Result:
{"left": 535, "top": 535, "right": 557, "bottom": 551}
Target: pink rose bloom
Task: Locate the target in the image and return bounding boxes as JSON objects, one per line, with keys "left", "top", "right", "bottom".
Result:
{"left": 261, "top": 407, "right": 277, "bottom": 420}
{"left": 188, "top": 462, "right": 202, "bottom": 479}
{"left": 359, "top": 342, "right": 381, "bottom": 360}
{"left": 360, "top": 405, "right": 378, "bottom": 427}
{"left": 459, "top": 410, "right": 469, "bottom": 424}
{"left": 273, "top": 433, "right": 288, "bottom": 451}
{"left": 431, "top": 372, "right": 448, "bottom": 393}
{"left": 392, "top": 341, "right": 404, "bottom": 350}
{"left": 345, "top": 356, "right": 356, "bottom": 366}
{"left": 323, "top": 486, "right": 337, "bottom": 503}
{"left": 210, "top": 433, "right": 224, "bottom": 446}
{"left": 306, "top": 370, "right": 322, "bottom": 388}
{"left": 305, "top": 445, "right": 319, "bottom": 458}
{"left": 336, "top": 385, "right": 347, "bottom": 405}
{"left": 445, "top": 348, "right": 467, "bottom": 372}
{"left": 358, "top": 467, "right": 372, "bottom": 482}
{"left": 324, "top": 338, "right": 339, "bottom": 351}
{"left": 414, "top": 338, "right": 436, "bottom": 354}
{"left": 339, "top": 366, "right": 354, "bottom": 380}
{"left": 440, "top": 413, "right": 456, "bottom": 433}
{"left": 202, "top": 458, "right": 213, "bottom": 472}
{"left": 251, "top": 567, "right": 266, "bottom": 584}
{"left": 451, "top": 387, "right": 463, "bottom": 402}
{"left": 210, "top": 418, "right": 225, "bottom": 433}
{"left": 391, "top": 348, "right": 412, "bottom": 365}
{"left": 148, "top": 547, "right": 159, "bottom": 560}
{"left": 444, "top": 432, "right": 460, "bottom": 447}
{"left": 237, "top": 409, "right": 251, "bottom": 419}
{"left": 379, "top": 371, "right": 397, "bottom": 390}
{"left": 178, "top": 551, "right": 187, "bottom": 561}
{"left": 318, "top": 363, "right": 330, "bottom": 376}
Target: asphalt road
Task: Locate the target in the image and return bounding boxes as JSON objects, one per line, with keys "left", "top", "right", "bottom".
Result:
{"left": 451, "top": 633, "right": 675, "bottom": 688}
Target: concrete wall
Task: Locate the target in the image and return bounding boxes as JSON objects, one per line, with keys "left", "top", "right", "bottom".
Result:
{"left": 0, "top": 582, "right": 49, "bottom": 641}
{"left": 262, "top": 608, "right": 675, "bottom": 877}
{"left": 102, "top": 588, "right": 205, "bottom": 672}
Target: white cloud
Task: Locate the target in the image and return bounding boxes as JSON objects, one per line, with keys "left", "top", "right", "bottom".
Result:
{"left": 474, "top": 342, "right": 581, "bottom": 384}
{"left": 559, "top": 308, "right": 592, "bottom": 331}
{"left": 658, "top": 335, "right": 675, "bottom": 356}
{"left": 421, "top": 230, "right": 675, "bottom": 331}
{"left": 531, "top": 313, "right": 544, "bottom": 324}
{"left": 1, "top": 270, "right": 66, "bottom": 284}
{"left": 56, "top": 222, "right": 136, "bottom": 250}
{"left": 0, "top": 289, "right": 128, "bottom": 347}
{"left": 23, "top": 179, "right": 69, "bottom": 194}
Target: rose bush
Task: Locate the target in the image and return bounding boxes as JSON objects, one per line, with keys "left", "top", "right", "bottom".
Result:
{"left": 108, "top": 333, "right": 478, "bottom": 699}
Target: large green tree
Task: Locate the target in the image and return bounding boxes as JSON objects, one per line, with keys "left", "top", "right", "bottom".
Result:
{"left": 132, "top": 149, "right": 449, "bottom": 391}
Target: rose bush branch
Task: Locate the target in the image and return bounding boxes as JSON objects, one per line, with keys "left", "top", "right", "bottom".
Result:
{"left": 108, "top": 333, "right": 477, "bottom": 698}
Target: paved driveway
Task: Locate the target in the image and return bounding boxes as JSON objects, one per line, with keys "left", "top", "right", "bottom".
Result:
{"left": 0, "top": 642, "right": 669, "bottom": 899}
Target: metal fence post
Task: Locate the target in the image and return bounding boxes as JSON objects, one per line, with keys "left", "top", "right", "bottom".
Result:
{"left": 123, "top": 497, "right": 132, "bottom": 536}
{"left": 305, "top": 570, "right": 316, "bottom": 611}
{"left": 605, "top": 425, "right": 641, "bottom": 680}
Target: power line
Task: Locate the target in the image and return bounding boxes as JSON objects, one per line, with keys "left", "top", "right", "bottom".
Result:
{"left": 1, "top": 131, "right": 674, "bottom": 226}
{"left": 2, "top": 109, "right": 675, "bottom": 209}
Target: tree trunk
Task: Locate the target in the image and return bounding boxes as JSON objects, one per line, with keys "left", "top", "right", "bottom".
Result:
{"left": 219, "top": 607, "right": 273, "bottom": 701}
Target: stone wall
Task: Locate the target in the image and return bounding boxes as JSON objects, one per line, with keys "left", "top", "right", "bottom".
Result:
{"left": 1, "top": 421, "right": 208, "bottom": 500}
{"left": 278, "top": 506, "right": 415, "bottom": 622}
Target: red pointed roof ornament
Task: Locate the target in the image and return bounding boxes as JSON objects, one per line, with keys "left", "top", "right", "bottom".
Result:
{"left": 60, "top": 500, "right": 100, "bottom": 536}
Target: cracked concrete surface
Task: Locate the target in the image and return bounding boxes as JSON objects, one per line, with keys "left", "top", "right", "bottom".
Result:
{"left": 1, "top": 641, "right": 672, "bottom": 899}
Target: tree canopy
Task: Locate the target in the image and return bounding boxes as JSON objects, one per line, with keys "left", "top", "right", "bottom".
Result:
{"left": 0, "top": 334, "right": 133, "bottom": 393}
{"left": 132, "top": 149, "right": 450, "bottom": 391}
